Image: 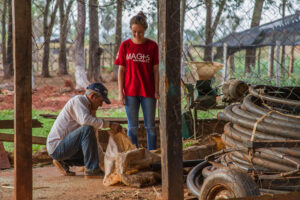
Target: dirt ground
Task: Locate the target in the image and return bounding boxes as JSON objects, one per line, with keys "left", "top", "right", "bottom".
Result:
{"left": 0, "top": 73, "right": 197, "bottom": 200}
{"left": 0, "top": 73, "right": 122, "bottom": 111}
{"left": 0, "top": 165, "right": 196, "bottom": 200}
{"left": 0, "top": 165, "right": 165, "bottom": 200}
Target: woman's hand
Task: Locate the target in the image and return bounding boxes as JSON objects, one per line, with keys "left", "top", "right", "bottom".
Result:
{"left": 155, "top": 92, "right": 160, "bottom": 101}
{"left": 119, "top": 92, "right": 125, "bottom": 105}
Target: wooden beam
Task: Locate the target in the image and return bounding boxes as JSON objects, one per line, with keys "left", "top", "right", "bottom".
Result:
{"left": 158, "top": 0, "right": 183, "bottom": 199}
{"left": 40, "top": 114, "right": 159, "bottom": 124}
{"left": 0, "top": 133, "right": 46, "bottom": 145}
{"left": 0, "top": 119, "right": 42, "bottom": 129}
{"left": 13, "top": 0, "right": 32, "bottom": 199}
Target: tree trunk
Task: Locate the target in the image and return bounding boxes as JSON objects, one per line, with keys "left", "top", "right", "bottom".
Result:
{"left": 58, "top": 0, "right": 74, "bottom": 75}
{"left": 280, "top": 0, "right": 286, "bottom": 76}
{"left": 204, "top": 0, "right": 226, "bottom": 61}
{"left": 2, "top": 0, "right": 8, "bottom": 79}
{"left": 204, "top": 0, "right": 212, "bottom": 61}
{"left": 244, "top": 0, "right": 264, "bottom": 73}
{"left": 112, "top": 0, "right": 123, "bottom": 81}
{"left": 75, "top": 0, "right": 90, "bottom": 89}
{"left": 88, "top": 0, "right": 101, "bottom": 82}
{"left": 7, "top": 0, "right": 13, "bottom": 76}
{"left": 180, "top": 0, "right": 186, "bottom": 77}
{"left": 42, "top": 0, "right": 59, "bottom": 77}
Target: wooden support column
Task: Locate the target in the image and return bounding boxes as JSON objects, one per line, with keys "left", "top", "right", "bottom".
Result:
{"left": 222, "top": 43, "right": 228, "bottom": 83}
{"left": 275, "top": 41, "right": 281, "bottom": 87}
{"left": 13, "top": 0, "right": 32, "bottom": 199}
{"left": 158, "top": 0, "right": 183, "bottom": 199}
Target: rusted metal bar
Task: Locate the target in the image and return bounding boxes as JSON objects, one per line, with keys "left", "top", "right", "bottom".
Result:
{"left": 158, "top": 0, "right": 183, "bottom": 199}
{"left": 13, "top": 0, "right": 32, "bottom": 199}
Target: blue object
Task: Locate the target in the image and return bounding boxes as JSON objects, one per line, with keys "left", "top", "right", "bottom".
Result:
{"left": 50, "top": 126, "right": 99, "bottom": 171}
{"left": 86, "top": 82, "right": 111, "bottom": 104}
{"left": 125, "top": 96, "right": 157, "bottom": 150}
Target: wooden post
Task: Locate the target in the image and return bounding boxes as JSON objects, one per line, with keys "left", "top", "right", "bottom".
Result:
{"left": 229, "top": 54, "right": 235, "bottom": 78}
{"left": 289, "top": 45, "right": 295, "bottom": 77}
{"left": 13, "top": 0, "right": 32, "bottom": 199}
{"left": 222, "top": 43, "right": 228, "bottom": 83}
{"left": 158, "top": 0, "right": 183, "bottom": 199}
{"left": 268, "top": 46, "right": 274, "bottom": 77}
{"left": 275, "top": 41, "right": 281, "bottom": 87}
{"left": 257, "top": 47, "right": 261, "bottom": 74}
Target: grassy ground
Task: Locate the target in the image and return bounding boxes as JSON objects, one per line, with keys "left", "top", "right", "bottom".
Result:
{"left": 0, "top": 106, "right": 220, "bottom": 152}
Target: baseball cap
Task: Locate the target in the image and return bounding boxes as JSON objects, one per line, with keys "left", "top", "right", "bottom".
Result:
{"left": 86, "top": 82, "right": 111, "bottom": 104}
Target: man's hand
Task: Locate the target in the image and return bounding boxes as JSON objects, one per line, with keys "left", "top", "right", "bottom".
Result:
{"left": 110, "top": 122, "right": 122, "bottom": 133}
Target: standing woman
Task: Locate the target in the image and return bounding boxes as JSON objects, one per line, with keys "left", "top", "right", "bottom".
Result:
{"left": 115, "top": 11, "right": 159, "bottom": 150}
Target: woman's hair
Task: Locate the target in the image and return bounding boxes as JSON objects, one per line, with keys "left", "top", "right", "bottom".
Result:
{"left": 130, "top": 11, "right": 148, "bottom": 30}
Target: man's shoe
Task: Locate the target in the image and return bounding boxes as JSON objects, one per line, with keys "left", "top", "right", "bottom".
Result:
{"left": 53, "top": 160, "right": 76, "bottom": 176}
{"left": 84, "top": 168, "right": 104, "bottom": 179}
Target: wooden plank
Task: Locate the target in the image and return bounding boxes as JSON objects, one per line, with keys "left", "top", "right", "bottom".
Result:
{"left": 0, "top": 119, "right": 42, "bottom": 129}
{"left": 40, "top": 114, "right": 159, "bottom": 124}
{"left": 0, "top": 133, "right": 46, "bottom": 145}
{"left": 0, "top": 141, "right": 11, "bottom": 169}
{"left": 158, "top": 0, "right": 183, "bottom": 199}
{"left": 13, "top": 0, "right": 32, "bottom": 199}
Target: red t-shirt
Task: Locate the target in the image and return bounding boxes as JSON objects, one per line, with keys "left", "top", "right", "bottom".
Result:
{"left": 114, "top": 38, "right": 159, "bottom": 98}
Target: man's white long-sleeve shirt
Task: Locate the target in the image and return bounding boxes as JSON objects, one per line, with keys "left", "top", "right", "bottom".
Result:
{"left": 47, "top": 95, "right": 108, "bottom": 155}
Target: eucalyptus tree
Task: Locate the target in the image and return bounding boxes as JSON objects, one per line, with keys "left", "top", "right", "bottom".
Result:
{"left": 58, "top": 0, "right": 75, "bottom": 75}
{"left": 244, "top": 0, "right": 265, "bottom": 73}
{"left": 74, "top": 0, "right": 90, "bottom": 89}
{"left": 112, "top": 0, "right": 123, "bottom": 80}
{"left": 42, "top": 0, "right": 59, "bottom": 77}
{"left": 6, "top": 0, "right": 12, "bottom": 77}
{"left": 88, "top": 0, "right": 101, "bottom": 82}
{"left": 1, "top": 0, "right": 8, "bottom": 78}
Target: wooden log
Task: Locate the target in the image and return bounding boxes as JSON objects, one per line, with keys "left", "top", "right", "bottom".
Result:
{"left": 13, "top": 0, "right": 32, "bottom": 199}
{"left": 0, "top": 119, "right": 42, "bottom": 129}
{"left": 158, "top": 0, "right": 183, "bottom": 199}
{"left": 0, "top": 133, "right": 46, "bottom": 145}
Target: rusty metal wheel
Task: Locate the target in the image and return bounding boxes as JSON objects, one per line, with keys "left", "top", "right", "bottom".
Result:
{"left": 199, "top": 168, "right": 259, "bottom": 200}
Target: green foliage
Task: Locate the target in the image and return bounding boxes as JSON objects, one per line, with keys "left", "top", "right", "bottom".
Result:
{"left": 0, "top": 110, "right": 58, "bottom": 152}
{"left": 183, "top": 139, "right": 198, "bottom": 149}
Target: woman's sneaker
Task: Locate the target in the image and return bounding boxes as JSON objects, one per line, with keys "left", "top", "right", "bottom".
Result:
{"left": 84, "top": 168, "right": 104, "bottom": 179}
{"left": 53, "top": 160, "right": 76, "bottom": 176}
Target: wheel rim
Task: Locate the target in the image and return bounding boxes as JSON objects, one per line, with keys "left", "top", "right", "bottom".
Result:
{"left": 207, "top": 184, "right": 235, "bottom": 200}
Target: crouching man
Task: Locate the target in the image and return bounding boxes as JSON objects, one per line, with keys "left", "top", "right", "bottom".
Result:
{"left": 46, "top": 82, "right": 121, "bottom": 178}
